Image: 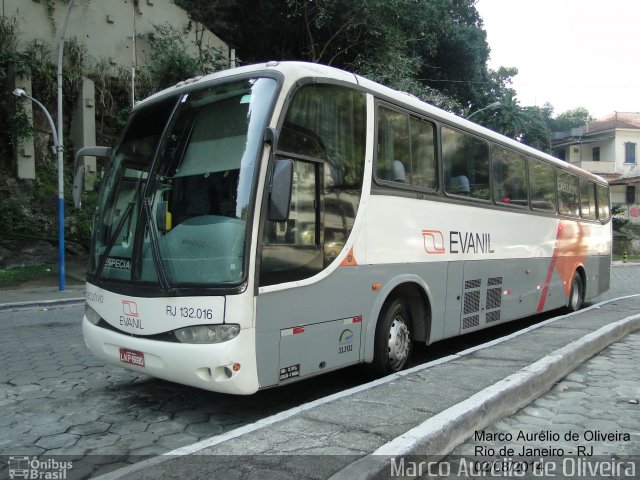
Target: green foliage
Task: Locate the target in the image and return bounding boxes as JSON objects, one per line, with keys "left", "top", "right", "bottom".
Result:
{"left": 175, "top": 0, "right": 481, "bottom": 109}
{"left": 0, "top": 264, "right": 57, "bottom": 288}
{"left": 549, "top": 107, "right": 594, "bottom": 132}
{"left": 1, "top": 14, "right": 230, "bottom": 253}
{"left": 89, "top": 58, "right": 132, "bottom": 145}
{"left": 0, "top": 17, "right": 30, "bottom": 169}
{"left": 141, "top": 23, "right": 227, "bottom": 97}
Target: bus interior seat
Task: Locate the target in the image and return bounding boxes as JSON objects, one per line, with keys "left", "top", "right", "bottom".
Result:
{"left": 392, "top": 160, "right": 406, "bottom": 183}
{"left": 448, "top": 175, "right": 470, "bottom": 195}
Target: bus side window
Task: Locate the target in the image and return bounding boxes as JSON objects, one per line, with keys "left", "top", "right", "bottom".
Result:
{"left": 442, "top": 127, "right": 490, "bottom": 200}
{"left": 580, "top": 179, "right": 597, "bottom": 220}
{"left": 557, "top": 171, "right": 579, "bottom": 217}
{"left": 492, "top": 145, "right": 527, "bottom": 206}
{"left": 375, "top": 106, "right": 437, "bottom": 190}
{"left": 596, "top": 184, "right": 611, "bottom": 221}
{"left": 376, "top": 107, "right": 410, "bottom": 184}
{"left": 528, "top": 158, "right": 557, "bottom": 212}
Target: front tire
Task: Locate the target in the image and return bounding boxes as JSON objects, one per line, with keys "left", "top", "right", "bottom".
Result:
{"left": 567, "top": 273, "right": 584, "bottom": 312}
{"left": 370, "top": 298, "right": 413, "bottom": 376}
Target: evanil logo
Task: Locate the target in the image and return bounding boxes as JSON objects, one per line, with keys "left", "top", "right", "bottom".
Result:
{"left": 120, "top": 300, "right": 144, "bottom": 330}
{"left": 422, "top": 229, "right": 495, "bottom": 255}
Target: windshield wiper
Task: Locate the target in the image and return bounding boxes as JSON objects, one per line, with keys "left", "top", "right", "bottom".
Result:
{"left": 95, "top": 168, "right": 149, "bottom": 279}
{"left": 95, "top": 202, "right": 134, "bottom": 279}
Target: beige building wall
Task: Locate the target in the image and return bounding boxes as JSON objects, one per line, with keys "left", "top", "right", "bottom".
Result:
{"left": 4, "top": 0, "right": 228, "bottom": 69}
{"left": 4, "top": 0, "right": 228, "bottom": 180}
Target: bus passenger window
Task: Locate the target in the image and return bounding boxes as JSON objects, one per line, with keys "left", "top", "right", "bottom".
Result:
{"left": 557, "top": 171, "right": 579, "bottom": 217}
{"left": 375, "top": 106, "right": 437, "bottom": 190}
{"left": 529, "top": 159, "right": 556, "bottom": 212}
{"left": 410, "top": 117, "right": 436, "bottom": 189}
{"left": 580, "top": 179, "right": 597, "bottom": 220}
{"left": 596, "top": 184, "right": 611, "bottom": 221}
{"left": 442, "top": 127, "right": 490, "bottom": 200}
{"left": 377, "top": 107, "right": 410, "bottom": 183}
{"left": 492, "top": 145, "right": 527, "bottom": 206}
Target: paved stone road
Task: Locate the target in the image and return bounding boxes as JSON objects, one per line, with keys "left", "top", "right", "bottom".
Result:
{"left": 0, "top": 265, "right": 638, "bottom": 479}
{"left": 0, "top": 305, "right": 374, "bottom": 479}
{"left": 443, "top": 332, "right": 640, "bottom": 478}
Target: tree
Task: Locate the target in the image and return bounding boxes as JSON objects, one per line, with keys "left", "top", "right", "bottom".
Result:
{"left": 175, "top": 0, "right": 501, "bottom": 112}
{"left": 550, "top": 107, "right": 594, "bottom": 132}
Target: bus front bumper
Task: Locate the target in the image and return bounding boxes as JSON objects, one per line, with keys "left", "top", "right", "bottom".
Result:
{"left": 82, "top": 316, "right": 260, "bottom": 395}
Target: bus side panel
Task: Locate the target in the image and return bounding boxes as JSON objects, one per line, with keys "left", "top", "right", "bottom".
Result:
{"left": 596, "top": 254, "right": 611, "bottom": 298}
{"left": 254, "top": 263, "right": 448, "bottom": 389}
{"left": 502, "top": 258, "right": 540, "bottom": 319}
{"left": 442, "top": 262, "right": 463, "bottom": 339}
{"left": 255, "top": 267, "right": 377, "bottom": 388}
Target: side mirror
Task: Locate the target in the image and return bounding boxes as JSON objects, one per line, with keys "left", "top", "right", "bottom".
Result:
{"left": 268, "top": 159, "right": 293, "bottom": 222}
{"left": 73, "top": 146, "right": 113, "bottom": 209}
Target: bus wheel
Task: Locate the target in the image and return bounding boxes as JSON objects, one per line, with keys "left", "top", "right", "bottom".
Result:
{"left": 568, "top": 273, "right": 584, "bottom": 312}
{"left": 371, "top": 298, "right": 413, "bottom": 376}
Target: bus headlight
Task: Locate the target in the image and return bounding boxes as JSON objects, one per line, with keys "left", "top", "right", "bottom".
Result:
{"left": 85, "top": 305, "right": 102, "bottom": 325}
{"left": 174, "top": 324, "right": 240, "bottom": 344}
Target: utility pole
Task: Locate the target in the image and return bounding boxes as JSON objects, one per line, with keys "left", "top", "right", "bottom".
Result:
{"left": 55, "top": 0, "right": 75, "bottom": 291}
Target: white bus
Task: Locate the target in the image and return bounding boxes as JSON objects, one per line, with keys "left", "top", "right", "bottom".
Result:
{"left": 81, "top": 62, "right": 611, "bottom": 394}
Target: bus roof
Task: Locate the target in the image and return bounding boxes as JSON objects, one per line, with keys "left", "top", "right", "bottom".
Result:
{"left": 136, "top": 61, "right": 607, "bottom": 185}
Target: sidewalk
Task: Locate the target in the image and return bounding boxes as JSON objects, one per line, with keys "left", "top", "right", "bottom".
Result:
{"left": 0, "top": 256, "right": 86, "bottom": 309}
{"left": 95, "top": 295, "right": 640, "bottom": 480}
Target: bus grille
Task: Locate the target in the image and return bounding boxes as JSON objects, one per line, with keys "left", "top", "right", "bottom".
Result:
{"left": 462, "top": 275, "right": 503, "bottom": 330}
{"left": 486, "top": 288, "right": 502, "bottom": 310}
{"left": 465, "top": 279, "right": 481, "bottom": 289}
{"left": 463, "top": 290, "right": 480, "bottom": 315}
{"left": 463, "top": 315, "right": 480, "bottom": 329}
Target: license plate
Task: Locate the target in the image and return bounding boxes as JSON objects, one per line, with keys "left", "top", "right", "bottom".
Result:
{"left": 119, "top": 348, "right": 145, "bottom": 367}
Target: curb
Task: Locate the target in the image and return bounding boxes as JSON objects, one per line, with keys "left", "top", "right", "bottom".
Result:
{"left": 0, "top": 297, "right": 85, "bottom": 311}
{"left": 328, "top": 313, "right": 640, "bottom": 480}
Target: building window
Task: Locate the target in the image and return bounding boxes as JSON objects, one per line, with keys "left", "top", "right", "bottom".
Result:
{"left": 625, "top": 142, "right": 636, "bottom": 164}
{"left": 592, "top": 146, "right": 600, "bottom": 161}
{"left": 626, "top": 185, "right": 636, "bottom": 204}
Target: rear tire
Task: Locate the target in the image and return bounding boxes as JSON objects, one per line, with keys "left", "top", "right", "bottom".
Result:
{"left": 370, "top": 298, "right": 413, "bottom": 376}
{"left": 567, "top": 273, "right": 584, "bottom": 312}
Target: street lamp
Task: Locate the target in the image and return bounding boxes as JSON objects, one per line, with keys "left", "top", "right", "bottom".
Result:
{"left": 13, "top": 88, "right": 65, "bottom": 292}
{"left": 466, "top": 101, "right": 502, "bottom": 120}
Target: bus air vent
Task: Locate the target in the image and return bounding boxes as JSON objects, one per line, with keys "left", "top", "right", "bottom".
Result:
{"left": 463, "top": 315, "right": 480, "bottom": 329}
{"left": 486, "top": 287, "right": 502, "bottom": 310}
{"left": 465, "top": 279, "right": 481, "bottom": 289}
{"left": 463, "top": 290, "right": 480, "bottom": 315}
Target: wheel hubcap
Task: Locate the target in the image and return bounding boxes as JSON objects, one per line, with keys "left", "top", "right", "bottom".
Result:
{"left": 387, "top": 316, "right": 410, "bottom": 370}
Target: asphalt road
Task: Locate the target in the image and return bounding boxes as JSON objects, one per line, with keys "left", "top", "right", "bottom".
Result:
{"left": 0, "top": 264, "right": 637, "bottom": 479}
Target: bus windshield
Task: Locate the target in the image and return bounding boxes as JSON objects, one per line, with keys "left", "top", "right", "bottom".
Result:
{"left": 89, "top": 77, "right": 278, "bottom": 288}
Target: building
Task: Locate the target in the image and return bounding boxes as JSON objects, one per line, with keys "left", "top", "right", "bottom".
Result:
{"left": 4, "top": 0, "right": 228, "bottom": 72}
{"left": 552, "top": 112, "right": 640, "bottom": 224}
{"left": 3, "top": 0, "right": 229, "bottom": 180}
